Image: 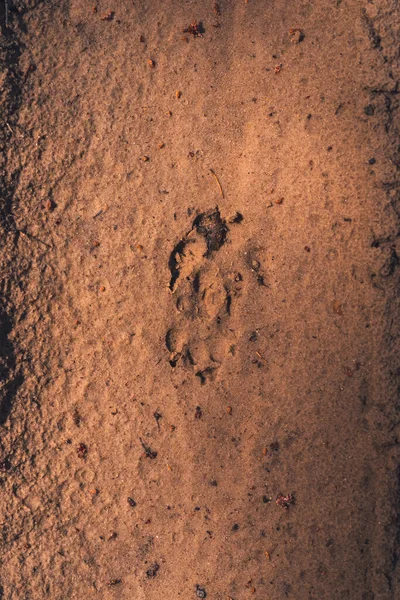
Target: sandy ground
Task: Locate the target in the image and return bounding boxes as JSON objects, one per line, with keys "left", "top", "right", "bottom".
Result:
{"left": 0, "top": 1, "right": 400, "bottom": 598}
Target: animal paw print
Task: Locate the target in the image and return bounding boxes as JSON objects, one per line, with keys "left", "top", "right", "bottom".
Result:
{"left": 166, "top": 207, "right": 242, "bottom": 382}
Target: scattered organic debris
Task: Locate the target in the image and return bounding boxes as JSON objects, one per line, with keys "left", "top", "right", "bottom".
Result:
{"left": 0, "top": 458, "right": 11, "bottom": 472}
{"left": 210, "top": 168, "right": 225, "bottom": 199}
{"left": 154, "top": 411, "right": 162, "bottom": 428}
{"left": 333, "top": 300, "right": 343, "bottom": 315}
{"left": 76, "top": 443, "right": 88, "bottom": 459}
{"left": 140, "top": 438, "right": 158, "bottom": 459}
{"left": 276, "top": 493, "right": 295, "bottom": 509}
{"left": 193, "top": 207, "right": 228, "bottom": 256}
{"left": 146, "top": 563, "right": 160, "bottom": 578}
{"left": 214, "top": 2, "right": 221, "bottom": 15}
{"left": 245, "top": 580, "right": 256, "bottom": 593}
{"left": 100, "top": 11, "right": 114, "bottom": 21}
{"left": 183, "top": 21, "right": 204, "bottom": 37}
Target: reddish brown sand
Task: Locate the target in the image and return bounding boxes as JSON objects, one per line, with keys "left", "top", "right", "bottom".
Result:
{"left": 0, "top": 1, "right": 399, "bottom": 599}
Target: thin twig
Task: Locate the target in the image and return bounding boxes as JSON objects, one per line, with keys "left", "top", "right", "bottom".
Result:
{"left": 4, "top": 0, "right": 9, "bottom": 28}
{"left": 210, "top": 168, "right": 224, "bottom": 199}
{"left": 18, "top": 228, "right": 52, "bottom": 248}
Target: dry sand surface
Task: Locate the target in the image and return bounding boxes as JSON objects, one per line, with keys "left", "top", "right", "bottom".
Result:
{"left": 0, "top": 0, "right": 400, "bottom": 598}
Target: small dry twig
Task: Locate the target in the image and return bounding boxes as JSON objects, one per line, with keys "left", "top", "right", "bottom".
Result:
{"left": 4, "top": 0, "right": 9, "bottom": 28}
{"left": 183, "top": 21, "right": 204, "bottom": 37}
{"left": 210, "top": 169, "right": 224, "bottom": 198}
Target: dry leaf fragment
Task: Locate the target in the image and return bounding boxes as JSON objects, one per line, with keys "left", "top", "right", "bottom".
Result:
{"left": 100, "top": 10, "right": 114, "bottom": 21}
{"left": 333, "top": 300, "right": 343, "bottom": 315}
